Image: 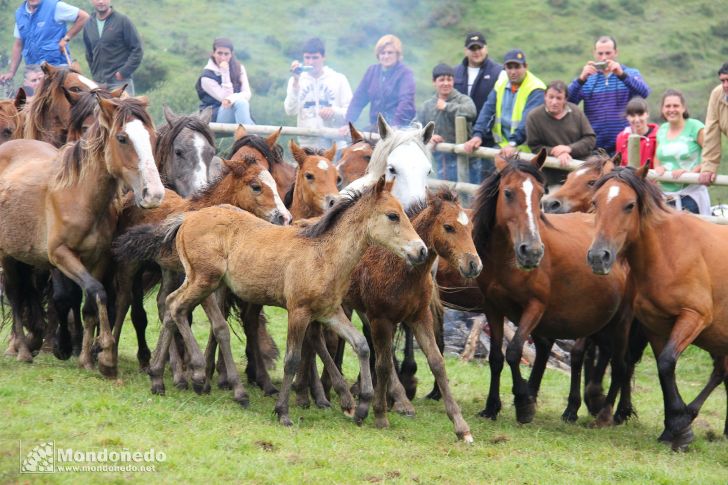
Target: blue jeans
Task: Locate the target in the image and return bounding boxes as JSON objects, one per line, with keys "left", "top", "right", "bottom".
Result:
{"left": 215, "top": 100, "right": 254, "bottom": 125}
{"left": 433, "top": 152, "right": 493, "bottom": 184}
{"left": 667, "top": 195, "right": 699, "bottom": 214}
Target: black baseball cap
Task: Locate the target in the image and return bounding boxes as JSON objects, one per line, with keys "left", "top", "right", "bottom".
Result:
{"left": 464, "top": 32, "right": 486, "bottom": 49}
{"left": 503, "top": 49, "right": 527, "bottom": 65}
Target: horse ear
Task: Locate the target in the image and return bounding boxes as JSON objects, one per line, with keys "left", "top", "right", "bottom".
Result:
{"left": 14, "top": 88, "right": 26, "bottom": 110}
{"left": 323, "top": 142, "right": 337, "bottom": 161}
{"left": 233, "top": 124, "right": 247, "bottom": 141}
{"left": 97, "top": 96, "right": 117, "bottom": 126}
{"left": 289, "top": 139, "right": 306, "bottom": 167}
{"left": 266, "top": 127, "right": 283, "bottom": 149}
{"left": 429, "top": 191, "right": 443, "bottom": 214}
{"left": 40, "top": 61, "right": 55, "bottom": 77}
{"left": 110, "top": 84, "right": 127, "bottom": 98}
{"left": 374, "top": 174, "right": 387, "bottom": 194}
{"left": 134, "top": 95, "right": 149, "bottom": 107}
{"left": 163, "top": 105, "right": 178, "bottom": 125}
{"left": 349, "top": 122, "right": 364, "bottom": 143}
{"left": 377, "top": 113, "right": 392, "bottom": 140}
{"left": 197, "top": 107, "right": 213, "bottom": 124}
{"left": 603, "top": 158, "right": 616, "bottom": 175}
{"left": 611, "top": 152, "right": 622, "bottom": 168}
{"left": 636, "top": 162, "right": 649, "bottom": 180}
{"left": 494, "top": 155, "right": 508, "bottom": 173}
{"left": 422, "top": 121, "right": 435, "bottom": 145}
{"left": 531, "top": 148, "right": 547, "bottom": 170}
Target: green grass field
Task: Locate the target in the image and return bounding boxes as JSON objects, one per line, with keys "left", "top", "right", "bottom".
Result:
{"left": 0, "top": 303, "right": 726, "bottom": 484}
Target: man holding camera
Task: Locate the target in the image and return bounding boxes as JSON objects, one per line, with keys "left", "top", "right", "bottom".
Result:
{"left": 568, "top": 36, "right": 650, "bottom": 154}
{"left": 284, "top": 37, "right": 352, "bottom": 150}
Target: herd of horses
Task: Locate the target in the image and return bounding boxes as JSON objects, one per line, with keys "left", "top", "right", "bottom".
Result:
{"left": 0, "top": 64, "right": 726, "bottom": 452}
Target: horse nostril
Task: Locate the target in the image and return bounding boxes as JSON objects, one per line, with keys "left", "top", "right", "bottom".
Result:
{"left": 518, "top": 243, "right": 529, "bottom": 257}
{"left": 325, "top": 195, "right": 338, "bottom": 209}
{"left": 142, "top": 188, "right": 149, "bottom": 200}
{"left": 547, "top": 199, "right": 560, "bottom": 211}
{"left": 419, "top": 246, "right": 427, "bottom": 261}
{"left": 469, "top": 260, "right": 477, "bottom": 274}
{"left": 601, "top": 249, "right": 611, "bottom": 263}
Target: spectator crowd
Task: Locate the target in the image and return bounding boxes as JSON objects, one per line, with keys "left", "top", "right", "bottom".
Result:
{"left": 2, "top": 0, "right": 728, "bottom": 215}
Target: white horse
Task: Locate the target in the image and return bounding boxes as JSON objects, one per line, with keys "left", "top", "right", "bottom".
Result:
{"left": 341, "top": 114, "right": 434, "bottom": 210}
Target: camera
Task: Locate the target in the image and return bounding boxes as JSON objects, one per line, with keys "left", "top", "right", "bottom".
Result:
{"left": 593, "top": 61, "right": 608, "bottom": 71}
{"left": 293, "top": 65, "right": 314, "bottom": 75}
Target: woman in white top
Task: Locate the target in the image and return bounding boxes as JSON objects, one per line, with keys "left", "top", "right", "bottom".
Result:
{"left": 195, "top": 37, "right": 254, "bottom": 125}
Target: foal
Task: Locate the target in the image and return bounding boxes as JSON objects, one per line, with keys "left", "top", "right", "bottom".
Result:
{"left": 153, "top": 177, "right": 427, "bottom": 425}
{"left": 284, "top": 140, "right": 341, "bottom": 218}
{"left": 230, "top": 126, "right": 296, "bottom": 198}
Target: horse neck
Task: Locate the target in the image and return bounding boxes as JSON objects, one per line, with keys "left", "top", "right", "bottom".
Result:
{"left": 188, "top": 175, "right": 230, "bottom": 210}
{"left": 623, "top": 216, "right": 671, "bottom": 279}
{"left": 290, "top": 180, "right": 320, "bottom": 220}
{"left": 63, "top": 139, "right": 119, "bottom": 212}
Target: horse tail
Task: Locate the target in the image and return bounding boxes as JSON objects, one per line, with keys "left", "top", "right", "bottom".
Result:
{"left": 227, "top": 293, "right": 279, "bottom": 369}
{"left": 112, "top": 214, "right": 185, "bottom": 264}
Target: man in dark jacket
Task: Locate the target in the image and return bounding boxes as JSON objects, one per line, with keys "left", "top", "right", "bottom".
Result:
{"left": 82, "top": 0, "right": 142, "bottom": 94}
{"left": 453, "top": 32, "right": 502, "bottom": 180}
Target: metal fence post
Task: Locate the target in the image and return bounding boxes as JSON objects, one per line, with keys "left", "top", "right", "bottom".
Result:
{"left": 455, "top": 116, "right": 468, "bottom": 183}
{"left": 627, "top": 133, "right": 641, "bottom": 168}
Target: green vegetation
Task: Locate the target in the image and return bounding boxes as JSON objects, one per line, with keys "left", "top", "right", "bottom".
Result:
{"left": 0, "top": 304, "right": 726, "bottom": 483}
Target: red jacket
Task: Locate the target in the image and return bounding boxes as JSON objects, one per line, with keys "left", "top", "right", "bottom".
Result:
{"left": 616, "top": 123, "right": 658, "bottom": 168}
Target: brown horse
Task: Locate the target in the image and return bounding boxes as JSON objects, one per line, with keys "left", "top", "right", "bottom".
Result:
{"left": 231, "top": 126, "right": 296, "bottom": 198}
{"left": 0, "top": 96, "right": 164, "bottom": 377}
{"left": 338, "top": 123, "right": 374, "bottom": 187}
{"left": 151, "top": 177, "right": 427, "bottom": 425}
{"left": 284, "top": 140, "right": 341, "bottom": 219}
{"left": 111, "top": 156, "right": 291, "bottom": 369}
{"left": 587, "top": 164, "right": 728, "bottom": 450}
{"left": 542, "top": 152, "right": 618, "bottom": 214}
{"left": 0, "top": 94, "right": 23, "bottom": 145}
{"left": 345, "top": 189, "right": 481, "bottom": 441}
{"left": 471, "top": 150, "right": 633, "bottom": 425}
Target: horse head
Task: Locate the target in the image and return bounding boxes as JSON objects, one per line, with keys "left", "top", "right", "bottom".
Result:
{"left": 156, "top": 106, "right": 216, "bottom": 197}
{"left": 0, "top": 99, "right": 19, "bottom": 145}
{"left": 587, "top": 163, "right": 665, "bottom": 275}
{"left": 337, "top": 122, "right": 373, "bottom": 186}
{"left": 289, "top": 140, "right": 340, "bottom": 215}
{"left": 97, "top": 95, "right": 164, "bottom": 208}
{"left": 543, "top": 151, "right": 619, "bottom": 214}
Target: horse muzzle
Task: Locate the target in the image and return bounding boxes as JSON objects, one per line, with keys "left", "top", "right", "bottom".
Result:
{"left": 587, "top": 245, "right": 614, "bottom": 275}
{"left": 404, "top": 241, "right": 428, "bottom": 267}
{"left": 542, "top": 196, "right": 569, "bottom": 214}
{"left": 459, "top": 254, "right": 483, "bottom": 279}
{"left": 269, "top": 208, "right": 292, "bottom": 226}
{"left": 515, "top": 241, "right": 544, "bottom": 270}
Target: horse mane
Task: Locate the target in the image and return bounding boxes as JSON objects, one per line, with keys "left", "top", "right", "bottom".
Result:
{"left": 365, "top": 127, "right": 429, "bottom": 177}
{"left": 228, "top": 134, "right": 285, "bottom": 166}
{"left": 188, "top": 155, "right": 257, "bottom": 203}
{"left": 155, "top": 113, "right": 216, "bottom": 173}
{"left": 593, "top": 166, "right": 670, "bottom": 221}
{"left": 405, "top": 188, "right": 459, "bottom": 220}
{"left": 23, "top": 67, "right": 72, "bottom": 144}
{"left": 54, "top": 98, "right": 153, "bottom": 188}
{"left": 298, "top": 187, "right": 367, "bottom": 239}
{"left": 302, "top": 147, "right": 325, "bottom": 156}
{"left": 472, "top": 157, "right": 548, "bottom": 254}
{"left": 283, "top": 180, "right": 295, "bottom": 209}
{"left": 67, "top": 89, "right": 117, "bottom": 139}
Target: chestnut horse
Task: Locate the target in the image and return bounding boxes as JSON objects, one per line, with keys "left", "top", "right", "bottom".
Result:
{"left": 471, "top": 150, "right": 633, "bottom": 425}
{"left": 338, "top": 123, "right": 374, "bottom": 187}
{"left": 0, "top": 96, "right": 164, "bottom": 377}
{"left": 587, "top": 164, "right": 728, "bottom": 450}
{"left": 152, "top": 177, "right": 427, "bottom": 425}
{"left": 345, "top": 189, "right": 481, "bottom": 441}
{"left": 231, "top": 126, "right": 296, "bottom": 199}
{"left": 0, "top": 95, "right": 22, "bottom": 145}
{"left": 284, "top": 140, "right": 341, "bottom": 219}
{"left": 542, "top": 152, "right": 618, "bottom": 214}
{"left": 111, "top": 156, "right": 291, "bottom": 370}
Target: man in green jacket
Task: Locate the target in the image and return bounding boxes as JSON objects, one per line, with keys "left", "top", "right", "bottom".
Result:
{"left": 82, "top": 0, "right": 143, "bottom": 94}
{"left": 418, "top": 63, "right": 476, "bottom": 181}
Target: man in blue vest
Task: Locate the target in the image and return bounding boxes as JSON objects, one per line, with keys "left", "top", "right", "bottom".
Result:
{"left": 0, "top": 0, "right": 90, "bottom": 82}
{"left": 463, "top": 49, "right": 546, "bottom": 159}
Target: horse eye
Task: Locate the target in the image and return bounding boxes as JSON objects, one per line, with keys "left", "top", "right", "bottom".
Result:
{"left": 386, "top": 212, "right": 399, "bottom": 222}
{"left": 69, "top": 86, "right": 82, "bottom": 93}
{"left": 116, "top": 134, "right": 127, "bottom": 144}
{"left": 388, "top": 166, "right": 397, "bottom": 174}
{"left": 2, "top": 128, "right": 11, "bottom": 136}
{"left": 624, "top": 202, "right": 635, "bottom": 212}
{"left": 336, "top": 175, "right": 343, "bottom": 186}
{"left": 251, "top": 183, "right": 262, "bottom": 193}
{"left": 175, "top": 148, "right": 184, "bottom": 157}
{"left": 443, "top": 224, "right": 455, "bottom": 233}
{"left": 503, "top": 189, "right": 513, "bottom": 200}
{"left": 587, "top": 180, "right": 596, "bottom": 187}
{"left": 304, "top": 172, "right": 314, "bottom": 181}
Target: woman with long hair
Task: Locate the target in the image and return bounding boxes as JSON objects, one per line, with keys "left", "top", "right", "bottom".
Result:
{"left": 195, "top": 37, "right": 254, "bottom": 125}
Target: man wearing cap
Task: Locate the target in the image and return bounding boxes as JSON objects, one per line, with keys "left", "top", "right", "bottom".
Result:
{"left": 699, "top": 62, "right": 728, "bottom": 185}
{"left": 0, "top": 0, "right": 90, "bottom": 82}
{"left": 418, "top": 63, "right": 476, "bottom": 181}
{"left": 567, "top": 36, "right": 650, "bottom": 154}
{"left": 463, "top": 49, "right": 545, "bottom": 158}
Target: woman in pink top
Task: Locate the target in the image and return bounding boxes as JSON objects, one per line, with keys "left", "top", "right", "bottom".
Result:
{"left": 615, "top": 97, "right": 657, "bottom": 167}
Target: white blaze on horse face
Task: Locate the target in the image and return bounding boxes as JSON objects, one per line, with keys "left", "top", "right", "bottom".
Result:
{"left": 352, "top": 144, "right": 366, "bottom": 152}
{"left": 77, "top": 75, "right": 98, "bottom": 90}
{"left": 317, "top": 159, "right": 330, "bottom": 171}
{"left": 191, "top": 133, "right": 209, "bottom": 192}
{"left": 386, "top": 141, "right": 430, "bottom": 209}
{"left": 125, "top": 119, "right": 164, "bottom": 206}
{"left": 574, "top": 168, "right": 588, "bottom": 179}
{"left": 607, "top": 185, "right": 621, "bottom": 204}
{"left": 259, "top": 170, "right": 292, "bottom": 223}
{"left": 522, "top": 179, "right": 538, "bottom": 238}
{"left": 457, "top": 210, "right": 469, "bottom": 226}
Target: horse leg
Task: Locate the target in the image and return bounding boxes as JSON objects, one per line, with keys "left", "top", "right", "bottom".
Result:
{"left": 398, "top": 322, "right": 418, "bottom": 401}
{"left": 204, "top": 330, "right": 219, "bottom": 388}
{"left": 614, "top": 320, "right": 649, "bottom": 424}
{"left": 111, "top": 263, "right": 134, "bottom": 366}
{"left": 410, "top": 312, "right": 473, "bottom": 442}
{"left": 130, "top": 269, "right": 152, "bottom": 371}
{"left": 594, "top": 312, "right": 632, "bottom": 428}
{"left": 562, "top": 337, "right": 587, "bottom": 423}
{"left": 369, "top": 317, "right": 395, "bottom": 429}
{"left": 274, "top": 307, "right": 310, "bottom": 427}
{"left": 684, "top": 354, "right": 727, "bottom": 425}
{"left": 1, "top": 258, "right": 33, "bottom": 363}
{"left": 309, "top": 325, "right": 353, "bottom": 412}
{"left": 292, "top": 327, "right": 315, "bottom": 409}
{"left": 479, "top": 311, "right": 504, "bottom": 419}
{"left": 242, "top": 303, "right": 278, "bottom": 396}
{"left": 149, "top": 314, "right": 174, "bottom": 395}
{"left": 321, "top": 307, "right": 373, "bottom": 425}
{"left": 201, "top": 294, "right": 249, "bottom": 407}
{"left": 425, "top": 298, "right": 445, "bottom": 401}
{"left": 505, "top": 302, "right": 545, "bottom": 424}
{"left": 656, "top": 311, "right": 709, "bottom": 451}
{"left": 157, "top": 269, "right": 188, "bottom": 390}
{"left": 584, "top": 339, "right": 610, "bottom": 416}
{"left": 527, "top": 336, "right": 553, "bottom": 399}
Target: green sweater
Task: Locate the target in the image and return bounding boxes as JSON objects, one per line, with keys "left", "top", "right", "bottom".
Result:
{"left": 417, "top": 90, "right": 476, "bottom": 143}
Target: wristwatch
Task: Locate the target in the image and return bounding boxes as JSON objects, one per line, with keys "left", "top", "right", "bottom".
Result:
{"left": 508, "top": 141, "right": 517, "bottom": 147}
{"left": 63, "top": 35, "right": 71, "bottom": 42}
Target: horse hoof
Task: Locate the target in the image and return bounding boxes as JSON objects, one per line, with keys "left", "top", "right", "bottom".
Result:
{"left": 561, "top": 410, "right": 578, "bottom": 423}
{"left": 279, "top": 416, "right": 293, "bottom": 427}
{"left": 461, "top": 432, "right": 474, "bottom": 444}
{"left": 657, "top": 428, "right": 673, "bottom": 443}
{"left": 263, "top": 386, "right": 279, "bottom": 397}
{"left": 391, "top": 400, "right": 415, "bottom": 417}
{"left": 217, "top": 380, "right": 231, "bottom": 390}
{"left": 425, "top": 387, "right": 442, "bottom": 401}
{"left": 234, "top": 395, "right": 250, "bottom": 408}
{"left": 374, "top": 417, "right": 390, "bottom": 429}
{"left": 98, "top": 363, "right": 118, "bottom": 379}
{"left": 296, "top": 397, "right": 311, "bottom": 409}
{"left": 16, "top": 350, "right": 33, "bottom": 364}
{"left": 192, "top": 380, "right": 207, "bottom": 395}
{"left": 53, "top": 345, "right": 72, "bottom": 361}
{"left": 315, "top": 399, "right": 331, "bottom": 409}
{"left": 478, "top": 408, "right": 499, "bottom": 420}
{"left": 151, "top": 384, "right": 165, "bottom": 396}
{"left": 354, "top": 405, "right": 369, "bottom": 426}
{"left": 671, "top": 427, "right": 694, "bottom": 452}
{"left": 515, "top": 400, "right": 536, "bottom": 424}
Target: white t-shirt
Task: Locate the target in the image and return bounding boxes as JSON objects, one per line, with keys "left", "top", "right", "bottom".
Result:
{"left": 13, "top": 1, "right": 80, "bottom": 38}
{"left": 467, "top": 66, "right": 480, "bottom": 95}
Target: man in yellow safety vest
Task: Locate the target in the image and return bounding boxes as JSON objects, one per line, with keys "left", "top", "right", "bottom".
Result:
{"left": 463, "top": 49, "right": 545, "bottom": 159}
